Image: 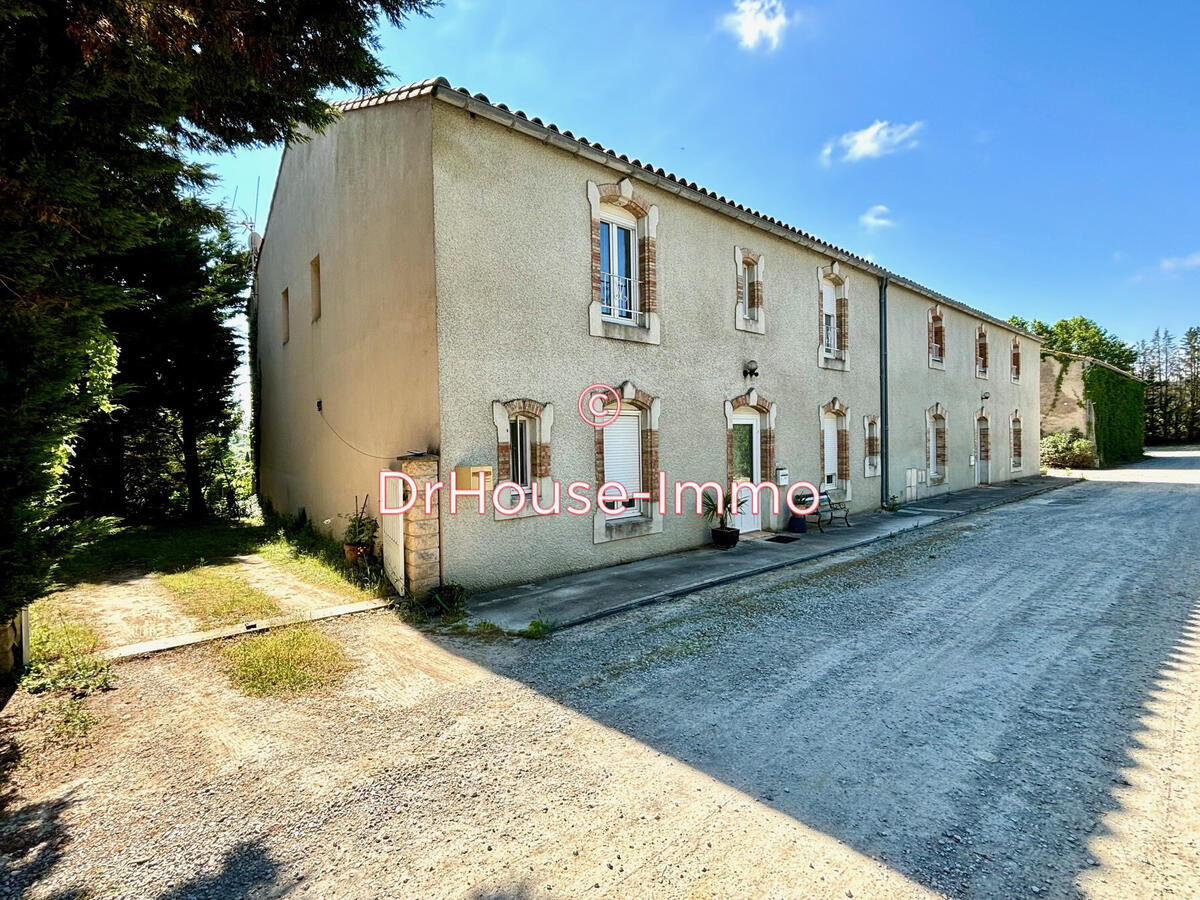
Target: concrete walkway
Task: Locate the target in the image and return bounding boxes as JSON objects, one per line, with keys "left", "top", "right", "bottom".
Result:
{"left": 467, "top": 475, "right": 1075, "bottom": 632}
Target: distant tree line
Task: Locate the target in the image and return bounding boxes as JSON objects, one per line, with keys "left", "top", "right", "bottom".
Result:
{"left": 1136, "top": 328, "right": 1200, "bottom": 445}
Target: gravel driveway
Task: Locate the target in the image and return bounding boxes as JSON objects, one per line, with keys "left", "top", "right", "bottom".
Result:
{"left": 3, "top": 450, "right": 1198, "bottom": 899}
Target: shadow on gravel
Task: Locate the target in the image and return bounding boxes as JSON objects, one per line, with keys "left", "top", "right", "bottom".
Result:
{"left": 435, "top": 454, "right": 1200, "bottom": 898}
{"left": 153, "top": 840, "right": 281, "bottom": 900}
{"left": 0, "top": 744, "right": 76, "bottom": 900}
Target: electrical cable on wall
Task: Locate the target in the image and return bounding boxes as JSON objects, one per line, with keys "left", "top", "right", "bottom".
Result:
{"left": 317, "top": 404, "right": 401, "bottom": 461}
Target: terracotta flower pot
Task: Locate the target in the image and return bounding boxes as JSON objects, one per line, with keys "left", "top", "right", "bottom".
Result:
{"left": 343, "top": 542, "right": 370, "bottom": 565}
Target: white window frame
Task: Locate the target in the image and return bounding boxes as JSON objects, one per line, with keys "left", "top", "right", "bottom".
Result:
{"left": 743, "top": 260, "right": 759, "bottom": 322}
{"left": 508, "top": 417, "right": 532, "bottom": 494}
{"left": 600, "top": 409, "right": 644, "bottom": 521}
{"left": 598, "top": 210, "right": 641, "bottom": 327}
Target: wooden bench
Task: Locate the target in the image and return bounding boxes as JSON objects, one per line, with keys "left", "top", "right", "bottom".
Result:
{"left": 813, "top": 488, "right": 851, "bottom": 532}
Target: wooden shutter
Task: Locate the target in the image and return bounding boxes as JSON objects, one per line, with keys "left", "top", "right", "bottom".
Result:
{"left": 836, "top": 427, "right": 850, "bottom": 481}
{"left": 1013, "top": 421, "right": 1022, "bottom": 460}
{"left": 602, "top": 412, "right": 642, "bottom": 514}
{"left": 935, "top": 419, "right": 947, "bottom": 468}
{"left": 978, "top": 420, "right": 990, "bottom": 461}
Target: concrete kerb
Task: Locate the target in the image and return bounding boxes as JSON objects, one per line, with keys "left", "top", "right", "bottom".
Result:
{"left": 103, "top": 598, "right": 395, "bottom": 662}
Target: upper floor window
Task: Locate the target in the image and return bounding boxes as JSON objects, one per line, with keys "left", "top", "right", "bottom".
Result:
{"left": 281, "top": 288, "right": 290, "bottom": 345}
{"left": 734, "top": 247, "right": 766, "bottom": 334}
{"left": 599, "top": 210, "right": 640, "bottom": 326}
{"left": 1011, "top": 338, "right": 1021, "bottom": 383}
{"left": 976, "top": 326, "right": 990, "bottom": 378}
{"left": 818, "top": 263, "right": 848, "bottom": 369}
{"left": 587, "top": 180, "right": 660, "bottom": 345}
{"left": 928, "top": 306, "right": 945, "bottom": 368}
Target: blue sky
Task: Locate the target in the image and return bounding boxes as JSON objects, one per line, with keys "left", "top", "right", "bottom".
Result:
{"left": 202, "top": 0, "right": 1200, "bottom": 345}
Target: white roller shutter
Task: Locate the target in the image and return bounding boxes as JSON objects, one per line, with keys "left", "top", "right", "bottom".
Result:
{"left": 602, "top": 412, "right": 642, "bottom": 517}
{"left": 823, "top": 414, "right": 839, "bottom": 478}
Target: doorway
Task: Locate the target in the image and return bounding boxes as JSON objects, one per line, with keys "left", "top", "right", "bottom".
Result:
{"left": 730, "top": 412, "right": 761, "bottom": 532}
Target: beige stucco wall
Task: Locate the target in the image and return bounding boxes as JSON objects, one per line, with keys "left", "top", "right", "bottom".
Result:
{"left": 256, "top": 98, "right": 440, "bottom": 534}
{"left": 431, "top": 104, "right": 890, "bottom": 591}
{"left": 1040, "top": 355, "right": 1091, "bottom": 437}
{"left": 885, "top": 284, "right": 1041, "bottom": 500}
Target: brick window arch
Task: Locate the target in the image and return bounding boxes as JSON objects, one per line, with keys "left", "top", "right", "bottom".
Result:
{"left": 587, "top": 179, "right": 660, "bottom": 345}
{"left": 928, "top": 305, "right": 945, "bottom": 368}
{"left": 1011, "top": 411, "right": 1023, "bottom": 470}
{"left": 926, "top": 403, "right": 948, "bottom": 483}
{"left": 724, "top": 389, "right": 777, "bottom": 485}
{"left": 492, "top": 398, "right": 555, "bottom": 520}
{"left": 975, "top": 326, "right": 990, "bottom": 378}
{"left": 734, "top": 247, "right": 766, "bottom": 334}
{"left": 591, "top": 380, "right": 663, "bottom": 543}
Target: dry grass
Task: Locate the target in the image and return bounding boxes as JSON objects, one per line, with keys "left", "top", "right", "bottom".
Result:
{"left": 220, "top": 625, "right": 351, "bottom": 698}
{"left": 159, "top": 567, "right": 281, "bottom": 627}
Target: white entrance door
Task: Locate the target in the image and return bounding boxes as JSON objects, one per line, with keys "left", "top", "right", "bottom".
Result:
{"left": 381, "top": 473, "right": 405, "bottom": 595}
{"left": 730, "top": 413, "right": 760, "bottom": 532}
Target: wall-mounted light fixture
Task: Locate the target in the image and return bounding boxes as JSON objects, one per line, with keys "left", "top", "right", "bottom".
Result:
{"left": 743, "top": 360, "right": 760, "bottom": 379}
{"left": 980, "top": 391, "right": 990, "bottom": 402}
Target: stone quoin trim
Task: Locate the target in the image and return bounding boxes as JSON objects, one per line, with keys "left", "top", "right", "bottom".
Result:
{"left": 819, "top": 397, "right": 851, "bottom": 495}
{"left": 592, "top": 380, "right": 663, "bottom": 544}
{"left": 1011, "top": 410, "right": 1023, "bottom": 470}
{"left": 733, "top": 247, "right": 766, "bottom": 335}
{"left": 863, "top": 414, "right": 881, "bottom": 478}
{"left": 928, "top": 304, "right": 946, "bottom": 370}
{"left": 926, "top": 403, "right": 949, "bottom": 482}
{"left": 817, "top": 262, "right": 849, "bottom": 370}
{"left": 723, "top": 389, "right": 778, "bottom": 490}
{"left": 492, "top": 398, "right": 555, "bottom": 521}
{"left": 587, "top": 179, "right": 661, "bottom": 345}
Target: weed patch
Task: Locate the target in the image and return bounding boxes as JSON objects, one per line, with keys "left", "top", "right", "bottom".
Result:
{"left": 160, "top": 568, "right": 280, "bottom": 627}
{"left": 22, "top": 600, "right": 112, "bottom": 697}
{"left": 221, "top": 625, "right": 350, "bottom": 698}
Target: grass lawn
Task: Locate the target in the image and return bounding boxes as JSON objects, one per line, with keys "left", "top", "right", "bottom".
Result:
{"left": 159, "top": 567, "right": 282, "bottom": 628}
{"left": 221, "top": 625, "right": 351, "bottom": 697}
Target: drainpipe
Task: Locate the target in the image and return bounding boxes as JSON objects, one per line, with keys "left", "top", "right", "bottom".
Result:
{"left": 878, "top": 275, "right": 890, "bottom": 507}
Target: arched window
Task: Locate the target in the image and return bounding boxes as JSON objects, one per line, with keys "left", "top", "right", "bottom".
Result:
{"left": 587, "top": 179, "right": 660, "bottom": 345}
{"left": 976, "top": 326, "right": 990, "bottom": 378}
{"left": 863, "top": 414, "right": 881, "bottom": 477}
{"left": 818, "top": 263, "right": 848, "bottom": 369}
{"left": 1011, "top": 412, "right": 1023, "bottom": 469}
{"left": 1010, "top": 338, "right": 1021, "bottom": 383}
{"left": 591, "top": 380, "right": 662, "bottom": 543}
{"left": 492, "top": 399, "right": 554, "bottom": 519}
{"left": 928, "top": 306, "right": 945, "bottom": 367}
{"left": 820, "top": 398, "right": 850, "bottom": 494}
{"left": 927, "top": 403, "right": 948, "bottom": 483}
{"left": 734, "top": 247, "right": 765, "bottom": 333}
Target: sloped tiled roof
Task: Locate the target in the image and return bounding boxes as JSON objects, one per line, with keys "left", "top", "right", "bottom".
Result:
{"left": 326, "top": 77, "right": 1038, "bottom": 341}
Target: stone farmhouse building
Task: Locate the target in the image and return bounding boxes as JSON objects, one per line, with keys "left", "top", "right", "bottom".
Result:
{"left": 252, "top": 78, "right": 1041, "bottom": 596}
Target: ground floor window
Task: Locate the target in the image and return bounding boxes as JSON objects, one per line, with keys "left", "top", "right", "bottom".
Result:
{"left": 601, "top": 410, "right": 643, "bottom": 518}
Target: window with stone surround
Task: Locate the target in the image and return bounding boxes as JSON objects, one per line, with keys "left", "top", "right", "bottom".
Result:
{"left": 492, "top": 399, "right": 554, "bottom": 520}
{"left": 928, "top": 305, "right": 945, "bottom": 369}
{"left": 734, "top": 248, "right": 765, "bottom": 334}
{"left": 976, "top": 326, "right": 990, "bottom": 378}
{"left": 587, "top": 180, "right": 660, "bottom": 345}
{"left": 818, "top": 263, "right": 849, "bottom": 370}
{"left": 864, "top": 414, "right": 881, "bottom": 478}
{"left": 724, "top": 389, "right": 776, "bottom": 485}
{"left": 1011, "top": 412, "right": 1023, "bottom": 470}
{"left": 927, "top": 403, "right": 948, "bottom": 482}
{"left": 1011, "top": 338, "right": 1021, "bottom": 383}
{"left": 819, "top": 398, "right": 850, "bottom": 495}
{"left": 592, "top": 380, "right": 662, "bottom": 543}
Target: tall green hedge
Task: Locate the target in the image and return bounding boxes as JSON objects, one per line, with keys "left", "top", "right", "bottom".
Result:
{"left": 1083, "top": 365, "right": 1145, "bottom": 465}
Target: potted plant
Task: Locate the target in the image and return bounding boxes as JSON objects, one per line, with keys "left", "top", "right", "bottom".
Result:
{"left": 701, "top": 489, "right": 740, "bottom": 550}
{"left": 340, "top": 494, "right": 378, "bottom": 565}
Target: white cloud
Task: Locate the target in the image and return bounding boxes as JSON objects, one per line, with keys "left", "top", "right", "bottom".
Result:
{"left": 1161, "top": 251, "right": 1200, "bottom": 271}
{"left": 824, "top": 120, "right": 924, "bottom": 164}
{"left": 860, "top": 205, "right": 895, "bottom": 230}
{"left": 721, "top": 0, "right": 797, "bottom": 52}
